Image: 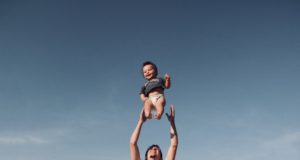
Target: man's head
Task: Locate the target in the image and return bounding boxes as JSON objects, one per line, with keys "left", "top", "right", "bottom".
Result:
{"left": 145, "top": 144, "right": 163, "bottom": 160}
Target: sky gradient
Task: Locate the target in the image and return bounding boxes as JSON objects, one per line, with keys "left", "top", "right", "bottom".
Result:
{"left": 1, "top": 0, "right": 300, "bottom": 160}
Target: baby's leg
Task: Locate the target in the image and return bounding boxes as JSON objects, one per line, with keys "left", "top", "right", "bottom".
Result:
{"left": 154, "top": 96, "right": 165, "bottom": 120}
{"left": 144, "top": 99, "right": 153, "bottom": 119}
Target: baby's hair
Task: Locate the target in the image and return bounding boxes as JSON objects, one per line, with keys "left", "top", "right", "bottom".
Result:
{"left": 145, "top": 144, "right": 163, "bottom": 160}
{"left": 142, "top": 61, "right": 158, "bottom": 77}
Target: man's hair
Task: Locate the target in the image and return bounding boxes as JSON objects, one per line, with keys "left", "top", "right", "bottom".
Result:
{"left": 145, "top": 144, "right": 163, "bottom": 160}
{"left": 141, "top": 61, "right": 158, "bottom": 77}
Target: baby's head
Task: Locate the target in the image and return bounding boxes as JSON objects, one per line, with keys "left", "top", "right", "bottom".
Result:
{"left": 142, "top": 61, "right": 158, "bottom": 80}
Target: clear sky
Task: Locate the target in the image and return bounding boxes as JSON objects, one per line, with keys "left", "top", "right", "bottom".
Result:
{"left": 1, "top": 0, "right": 300, "bottom": 160}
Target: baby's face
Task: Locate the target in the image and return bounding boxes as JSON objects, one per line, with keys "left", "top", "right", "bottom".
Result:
{"left": 143, "top": 64, "right": 156, "bottom": 80}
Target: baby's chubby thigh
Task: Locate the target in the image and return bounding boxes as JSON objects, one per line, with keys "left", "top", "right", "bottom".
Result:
{"left": 154, "top": 96, "right": 165, "bottom": 119}
{"left": 144, "top": 99, "right": 154, "bottom": 118}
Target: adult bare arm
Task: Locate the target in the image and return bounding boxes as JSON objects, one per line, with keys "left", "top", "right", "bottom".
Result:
{"left": 165, "top": 105, "right": 178, "bottom": 160}
{"left": 130, "top": 109, "right": 146, "bottom": 160}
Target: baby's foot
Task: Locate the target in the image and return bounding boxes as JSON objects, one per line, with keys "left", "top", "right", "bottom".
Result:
{"left": 146, "top": 113, "right": 153, "bottom": 119}
{"left": 154, "top": 113, "right": 162, "bottom": 120}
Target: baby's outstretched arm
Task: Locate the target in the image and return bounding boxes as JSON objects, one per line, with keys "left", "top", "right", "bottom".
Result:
{"left": 164, "top": 73, "right": 171, "bottom": 89}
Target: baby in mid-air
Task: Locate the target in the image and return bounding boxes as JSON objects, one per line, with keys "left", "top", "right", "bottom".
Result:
{"left": 140, "top": 61, "right": 171, "bottom": 120}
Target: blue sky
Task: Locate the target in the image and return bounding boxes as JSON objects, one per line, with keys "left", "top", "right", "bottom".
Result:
{"left": 0, "top": 0, "right": 300, "bottom": 160}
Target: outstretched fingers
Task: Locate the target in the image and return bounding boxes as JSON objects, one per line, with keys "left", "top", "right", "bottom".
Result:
{"left": 166, "top": 104, "right": 175, "bottom": 122}
{"left": 170, "top": 104, "right": 175, "bottom": 117}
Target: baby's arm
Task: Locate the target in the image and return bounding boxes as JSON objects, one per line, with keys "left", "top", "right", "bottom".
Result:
{"left": 140, "top": 93, "right": 148, "bottom": 102}
{"left": 164, "top": 73, "right": 171, "bottom": 89}
{"left": 139, "top": 86, "right": 148, "bottom": 102}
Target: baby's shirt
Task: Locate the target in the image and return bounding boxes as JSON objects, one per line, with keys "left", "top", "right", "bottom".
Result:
{"left": 140, "top": 77, "right": 165, "bottom": 96}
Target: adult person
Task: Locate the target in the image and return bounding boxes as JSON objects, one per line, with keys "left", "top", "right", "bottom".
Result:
{"left": 130, "top": 105, "right": 178, "bottom": 160}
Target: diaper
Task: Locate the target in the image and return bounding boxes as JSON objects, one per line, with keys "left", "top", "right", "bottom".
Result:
{"left": 149, "top": 94, "right": 164, "bottom": 106}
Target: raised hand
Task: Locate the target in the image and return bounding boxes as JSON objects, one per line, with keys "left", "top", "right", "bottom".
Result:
{"left": 165, "top": 104, "right": 178, "bottom": 160}
{"left": 166, "top": 104, "right": 175, "bottom": 124}
{"left": 139, "top": 108, "right": 147, "bottom": 123}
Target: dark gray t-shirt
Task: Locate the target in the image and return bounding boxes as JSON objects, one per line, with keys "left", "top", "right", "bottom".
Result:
{"left": 140, "top": 77, "right": 165, "bottom": 96}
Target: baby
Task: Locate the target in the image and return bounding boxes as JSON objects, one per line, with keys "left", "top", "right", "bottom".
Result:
{"left": 140, "top": 61, "right": 171, "bottom": 120}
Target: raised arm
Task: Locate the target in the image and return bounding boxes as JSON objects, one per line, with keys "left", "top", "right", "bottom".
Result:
{"left": 165, "top": 105, "right": 178, "bottom": 160}
{"left": 164, "top": 73, "right": 171, "bottom": 89}
{"left": 130, "top": 109, "right": 146, "bottom": 160}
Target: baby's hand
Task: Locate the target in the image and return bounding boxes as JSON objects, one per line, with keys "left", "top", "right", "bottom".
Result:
{"left": 143, "top": 98, "right": 149, "bottom": 103}
{"left": 164, "top": 73, "right": 171, "bottom": 89}
{"left": 164, "top": 73, "right": 170, "bottom": 80}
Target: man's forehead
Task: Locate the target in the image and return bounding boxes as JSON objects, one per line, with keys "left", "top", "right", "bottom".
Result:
{"left": 150, "top": 146, "right": 159, "bottom": 150}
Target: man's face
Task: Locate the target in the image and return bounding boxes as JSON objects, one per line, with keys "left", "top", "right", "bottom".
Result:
{"left": 147, "top": 146, "right": 161, "bottom": 160}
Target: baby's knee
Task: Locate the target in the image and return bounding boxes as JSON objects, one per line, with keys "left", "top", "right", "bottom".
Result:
{"left": 144, "top": 111, "right": 150, "bottom": 117}
{"left": 144, "top": 110, "right": 152, "bottom": 119}
{"left": 144, "top": 99, "right": 152, "bottom": 106}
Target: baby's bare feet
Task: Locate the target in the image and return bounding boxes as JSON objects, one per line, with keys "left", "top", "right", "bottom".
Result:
{"left": 154, "top": 113, "right": 162, "bottom": 120}
{"left": 146, "top": 113, "right": 152, "bottom": 119}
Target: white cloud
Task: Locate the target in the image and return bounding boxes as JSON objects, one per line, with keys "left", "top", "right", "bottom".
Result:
{"left": 261, "top": 131, "right": 300, "bottom": 148}
{"left": 257, "top": 131, "right": 300, "bottom": 159}
{"left": 0, "top": 128, "right": 69, "bottom": 146}
{"left": 197, "top": 130, "right": 300, "bottom": 160}
{"left": 0, "top": 135, "right": 48, "bottom": 145}
{"left": 237, "top": 131, "right": 300, "bottom": 160}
